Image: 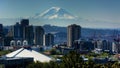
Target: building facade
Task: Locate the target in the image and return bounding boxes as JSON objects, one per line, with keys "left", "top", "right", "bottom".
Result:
{"left": 24, "top": 25, "right": 34, "bottom": 45}
{"left": 43, "top": 33, "right": 54, "bottom": 46}
{"left": 13, "top": 22, "right": 21, "bottom": 40}
{"left": 20, "top": 19, "right": 29, "bottom": 39}
{"left": 67, "top": 24, "right": 81, "bottom": 47}
{"left": 34, "top": 26, "right": 44, "bottom": 46}
{"left": 112, "top": 40, "right": 120, "bottom": 53}
{"left": 0, "top": 24, "right": 4, "bottom": 48}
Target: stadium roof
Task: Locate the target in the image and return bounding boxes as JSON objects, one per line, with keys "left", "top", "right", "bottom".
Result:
{"left": 6, "top": 48, "right": 52, "bottom": 62}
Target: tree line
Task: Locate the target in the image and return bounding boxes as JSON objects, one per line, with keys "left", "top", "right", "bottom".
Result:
{"left": 27, "top": 51, "right": 120, "bottom": 68}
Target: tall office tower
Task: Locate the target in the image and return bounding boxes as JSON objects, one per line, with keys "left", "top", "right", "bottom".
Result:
{"left": 24, "top": 25, "right": 34, "bottom": 45}
{"left": 13, "top": 22, "right": 21, "bottom": 40}
{"left": 20, "top": 19, "right": 29, "bottom": 39}
{"left": 67, "top": 24, "right": 81, "bottom": 47}
{"left": 20, "top": 19, "right": 29, "bottom": 26}
{"left": 0, "top": 24, "right": 3, "bottom": 37}
{"left": 34, "top": 26, "right": 44, "bottom": 46}
{"left": 43, "top": 33, "right": 54, "bottom": 46}
{"left": 0, "top": 24, "right": 3, "bottom": 47}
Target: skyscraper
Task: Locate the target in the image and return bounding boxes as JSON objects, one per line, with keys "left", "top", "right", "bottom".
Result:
{"left": 34, "top": 26, "right": 44, "bottom": 46}
{"left": 0, "top": 24, "right": 3, "bottom": 37}
{"left": 13, "top": 22, "right": 21, "bottom": 40}
{"left": 0, "top": 24, "right": 3, "bottom": 47}
{"left": 67, "top": 24, "right": 81, "bottom": 47}
{"left": 20, "top": 19, "right": 29, "bottom": 39}
{"left": 43, "top": 33, "right": 54, "bottom": 46}
{"left": 20, "top": 19, "right": 29, "bottom": 26}
{"left": 24, "top": 25, "right": 34, "bottom": 45}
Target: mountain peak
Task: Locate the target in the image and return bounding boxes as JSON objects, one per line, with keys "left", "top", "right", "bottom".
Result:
{"left": 34, "top": 7, "right": 76, "bottom": 19}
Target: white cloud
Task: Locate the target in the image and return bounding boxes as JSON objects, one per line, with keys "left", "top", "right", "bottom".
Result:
{"left": 63, "top": 14, "right": 75, "bottom": 19}
{"left": 48, "top": 14, "right": 58, "bottom": 19}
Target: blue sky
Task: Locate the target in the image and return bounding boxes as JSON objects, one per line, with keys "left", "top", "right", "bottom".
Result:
{"left": 0, "top": 0, "right": 120, "bottom": 28}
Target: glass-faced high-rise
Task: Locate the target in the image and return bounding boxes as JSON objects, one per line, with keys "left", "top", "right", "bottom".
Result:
{"left": 20, "top": 19, "right": 29, "bottom": 39}
{"left": 34, "top": 26, "right": 44, "bottom": 46}
{"left": 24, "top": 25, "right": 34, "bottom": 45}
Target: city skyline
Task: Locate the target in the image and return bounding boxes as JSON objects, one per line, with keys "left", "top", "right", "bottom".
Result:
{"left": 0, "top": 0, "right": 120, "bottom": 29}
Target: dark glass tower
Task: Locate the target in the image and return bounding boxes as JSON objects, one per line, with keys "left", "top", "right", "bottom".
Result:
{"left": 13, "top": 22, "right": 21, "bottom": 39}
{"left": 0, "top": 24, "right": 3, "bottom": 46}
{"left": 34, "top": 26, "right": 44, "bottom": 46}
{"left": 24, "top": 25, "right": 34, "bottom": 45}
{"left": 20, "top": 19, "right": 29, "bottom": 39}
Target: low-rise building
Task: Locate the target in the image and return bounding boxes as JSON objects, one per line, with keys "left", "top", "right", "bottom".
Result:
{"left": 0, "top": 57, "right": 33, "bottom": 68}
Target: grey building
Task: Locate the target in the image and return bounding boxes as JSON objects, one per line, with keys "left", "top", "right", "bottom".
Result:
{"left": 102, "top": 40, "right": 112, "bottom": 51}
{"left": 24, "top": 25, "right": 34, "bottom": 45}
{"left": 20, "top": 19, "right": 29, "bottom": 39}
{"left": 13, "top": 22, "right": 21, "bottom": 40}
{"left": 0, "top": 57, "right": 33, "bottom": 68}
{"left": 0, "top": 24, "right": 4, "bottom": 48}
{"left": 0, "top": 24, "right": 3, "bottom": 37}
{"left": 112, "top": 40, "right": 120, "bottom": 53}
{"left": 43, "top": 33, "right": 54, "bottom": 46}
{"left": 96, "top": 40, "right": 112, "bottom": 52}
{"left": 67, "top": 24, "right": 81, "bottom": 47}
{"left": 34, "top": 26, "right": 44, "bottom": 46}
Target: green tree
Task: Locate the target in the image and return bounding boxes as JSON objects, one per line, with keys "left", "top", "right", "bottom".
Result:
{"left": 60, "top": 51, "right": 84, "bottom": 68}
{"left": 85, "top": 58, "right": 95, "bottom": 68}
{"left": 0, "top": 50, "right": 12, "bottom": 56}
{"left": 50, "top": 49, "right": 57, "bottom": 55}
{"left": 112, "top": 62, "right": 120, "bottom": 68}
{"left": 27, "top": 61, "right": 43, "bottom": 68}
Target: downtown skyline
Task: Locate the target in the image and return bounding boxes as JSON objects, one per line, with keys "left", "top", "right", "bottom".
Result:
{"left": 0, "top": 0, "right": 120, "bottom": 29}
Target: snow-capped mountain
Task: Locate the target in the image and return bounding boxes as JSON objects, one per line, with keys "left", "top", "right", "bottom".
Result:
{"left": 34, "top": 7, "right": 76, "bottom": 19}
